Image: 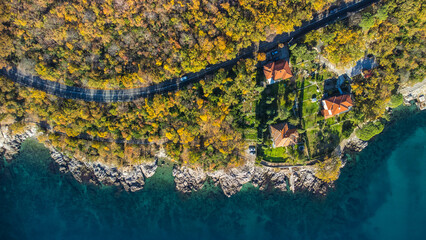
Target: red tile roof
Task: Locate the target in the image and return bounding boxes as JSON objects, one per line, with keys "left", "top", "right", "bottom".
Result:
{"left": 270, "top": 122, "right": 299, "bottom": 148}
{"left": 263, "top": 59, "right": 293, "bottom": 81}
{"left": 321, "top": 94, "right": 353, "bottom": 119}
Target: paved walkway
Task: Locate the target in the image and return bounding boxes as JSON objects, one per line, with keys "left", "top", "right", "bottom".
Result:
{"left": 260, "top": 159, "right": 319, "bottom": 168}
{"left": 1, "top": 0, "right": 378, "bottom": 102}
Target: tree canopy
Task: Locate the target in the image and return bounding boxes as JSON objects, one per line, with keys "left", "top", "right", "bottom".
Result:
{"left": 0, "top": 0, "right": 334, "bottom": 89}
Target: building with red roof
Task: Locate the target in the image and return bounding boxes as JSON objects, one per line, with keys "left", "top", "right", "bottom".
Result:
{"left": 270, "top": 122, "right": 299, "bottom": 148}
{"left": 321, "top": 94, "right": 353, "bottom": 119}
{"left": 263, "top": 59, "right": 293, "bottom": 84}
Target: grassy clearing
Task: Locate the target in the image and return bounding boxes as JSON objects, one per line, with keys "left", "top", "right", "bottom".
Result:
{"left": 315, "top": 69, "right": 337, "bottom": 83}
{"left": 326, "top": 117, "right": 336, "bottom": 125}
{"left": 330, "top": 122, "right": 343, "bottom": 139}
{"left": 302, "top": 101, "right": 319, "bottom": 116}
{"left": 303, "top": 113, "right": 323, "bottom": 129}
{"left": 306, "top": 129, "right": 320, "bottom": 156}
{"left": 263, "top": 147, "right": 289, "bottom": 162}
{"left": 302, "top": 84, "right": 319, "bottom": 101}
{"left": 243, "top": 128, "right": 258, "bottom": 141}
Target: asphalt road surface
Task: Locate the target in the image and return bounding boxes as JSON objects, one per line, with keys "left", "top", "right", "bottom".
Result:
{"left": 1, "top": 0, "right": 378, "bottom": 102}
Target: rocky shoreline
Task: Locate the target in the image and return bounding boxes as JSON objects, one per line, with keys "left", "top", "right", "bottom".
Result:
{"left": 173, "top": 136, "right": 368, "bottom": 197}
{"left": 50, "top": 148, "right": 157, "bottom": 192}
{"left": 173, "top": 163, "right": 332, "bottom": 197}
{"left": 1, "top": 125, "right": 368, "bottom": 197}
{"left": 0, "top": 125, "right": 38, "bottom": 162}
{"left": 0, "top": 125, "right": 157, "bottom": 192}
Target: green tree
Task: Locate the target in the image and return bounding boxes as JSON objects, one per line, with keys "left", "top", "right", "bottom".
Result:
{"left": 355, "top": 121, "right": 385, "bottom": 141}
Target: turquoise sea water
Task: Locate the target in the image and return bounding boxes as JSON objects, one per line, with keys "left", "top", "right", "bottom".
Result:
{"left": 1, "top": 110, "right": 426, "bottom": 240}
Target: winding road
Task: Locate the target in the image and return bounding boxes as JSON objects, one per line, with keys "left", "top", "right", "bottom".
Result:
{"left": 1, "top": 0, "right": 378, "bottom": 102}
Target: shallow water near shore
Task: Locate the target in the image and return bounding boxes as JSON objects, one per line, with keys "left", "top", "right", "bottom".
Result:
{"left": 1, "top": 110, "right": 426, "bottom": 240}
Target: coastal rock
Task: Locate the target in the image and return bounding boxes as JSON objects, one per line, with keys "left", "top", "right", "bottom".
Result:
{"left": 291, "top": 167, "right": 330, "bottom": 195}
{"left": 344, "top": 137, "right": 368, "bottom": 152}
{"left": 0, "top": 125, "right": 157, "bottom": 193}
{"left": 0, "top": 125, "right": 37, "bottom": 161}
{"left": 119, "top": 166, "right": 146, "bottom": 192}
{"left": 207, "top": 165, "right": 255, "bottom": 197}
{"left": 268, "top": 170, "right": 289, "bottom": 191}
{"left": 92, "top": 163, "right": 118, "bottom": 185}
{"left": 51, "top": 150, "right": 98, "bottom": 184}
{"left": 141, "top": 160, "right": 158, "bottom": 178}
{"left": 173, "top": 166, "right": 207, "bottom": 193}
{"left": 174, "top": 165, "right": 299, "bottom": 197}
{"left": 250, "top": 167, "right": 269, "bottom": 189}
{"left": 50, "top": 147, "right": 157, "bottom": 192}
{"left": 252, "top": 168, "right": 291, "bottom": 192}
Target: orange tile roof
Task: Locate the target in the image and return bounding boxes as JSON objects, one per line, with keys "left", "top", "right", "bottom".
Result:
{"left": 263, "top": 62, "right": 274, "bottom": 80}
{"left": 263, "top": 59, "right": 293, "bottom": 81}
{"left": 270, "top": 122, "right": 299, "bottom": 148}
{"left": 321, "top": 94, "right": 353, "bottom": 119}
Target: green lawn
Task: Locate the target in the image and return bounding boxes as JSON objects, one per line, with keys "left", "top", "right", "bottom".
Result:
{"left": 306, "top": 129, "right": 320, "bottom": 156}
{"left": 314, "top": 69, "right": 337, "bottom": 83}
{"left": 302, "top": 84, "right": 320, "bottom": 101}
{"left": 263, "top": 147, "right": 289, "bottom": 162}
{"left": 303, "top": 113, "right": 323, "bottom": 129}
{"left": 243, "top": 128, "right": 258, "bottom": 141}
{"left": 302, "top": 101, "right": 319, "bottom": 116}
{"left": 299, "top": 83, "right": 323, "bottom": 129}
{"left": 330, "top": 122, "right": 344, "bottom": 139}
{"left": 326, "top": 117, "right": 336, "bottom": 125}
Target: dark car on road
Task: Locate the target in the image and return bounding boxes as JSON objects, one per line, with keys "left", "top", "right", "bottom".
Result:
{"left": 249, "top": 146, "right": 256, "bottom": 155}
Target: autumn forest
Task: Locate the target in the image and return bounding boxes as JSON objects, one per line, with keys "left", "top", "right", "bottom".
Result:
{"left": 0, "top": 0, "right": 333, "bottom": 89}
{"left": 0, "top": 0, "right": 425, "bottom": 178}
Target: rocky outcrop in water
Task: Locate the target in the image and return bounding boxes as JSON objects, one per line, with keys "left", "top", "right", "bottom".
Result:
{"left": 0, "top": 125, "right": 37, "bottom": 161}
{"left": 50, "top": 147, "right": 157, "bottom": 192}
{"left": 0, "top": 125, "right": 158, "bottom": 192}
{"left": 343, "top": 137, "right": 368, "bottom": 153}
{"left": 207, "top": 165, "right": 255, "bottom": 196}
{"left": 173, "top": 166, "right": 207, "bottom": 193}
{"left": 291, "top": 167, "right": 331, "bottom": 195}
{"left": 173, "top": 163, "right": 329, "bottom": 197}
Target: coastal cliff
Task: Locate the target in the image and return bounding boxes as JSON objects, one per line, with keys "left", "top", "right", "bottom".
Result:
{"left": 1, "top": 125, "right": 368, "bottom": 197}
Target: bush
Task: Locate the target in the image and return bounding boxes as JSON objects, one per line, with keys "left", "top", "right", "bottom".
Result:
{"left": 355, "top": 121, "right": 385, "bottom": 141}
{"left": 297, "top": 129, "right": 306, "bottom": 134}
{"left": 257, "top": 52, "right": 267, "bottom": 61}
{"left": 341, "top": 120, "right": 355, "bottom": 138}
{"left": 8, "top": 122, "right": 27, "bottom": 135}
{"left": 388, "top": 94, "right": 403, "bottom": 108}
{"left": 288, "top": 117, "right": 300, "bottom": 127}
{"left": 315, "top": 157, "right": 342, "bottom": 183}
{"left": 359, "top": 13, "right": 375, "bottom": 31}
